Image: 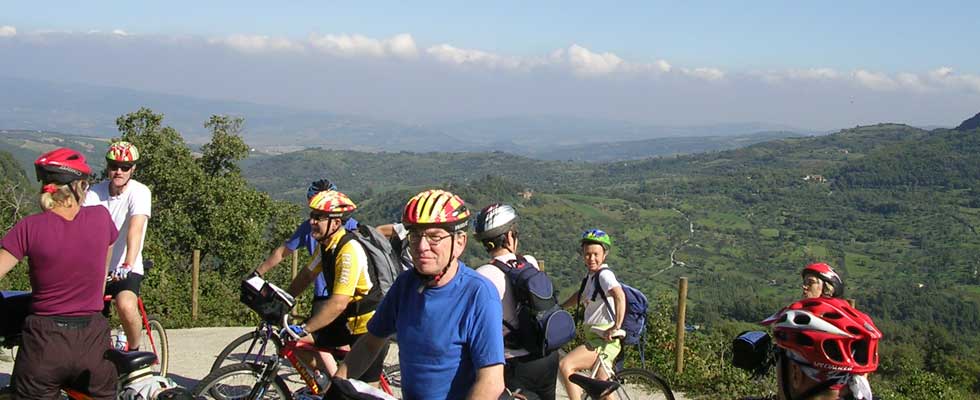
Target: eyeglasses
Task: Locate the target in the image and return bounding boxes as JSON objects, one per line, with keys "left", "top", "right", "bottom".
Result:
{"left": 108, "top": 163, "right": 133, "bottom": 172}
{"left": 803, "top": 278, "right": 822, "bottom": 287}
{"left": 408, "top": 231, "right": 455, "bottom": 246}
{"left": 309, "top": 212, "right": 333, "bottom": 223}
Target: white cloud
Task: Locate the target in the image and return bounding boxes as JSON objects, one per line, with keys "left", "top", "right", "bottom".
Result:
{"left": 426, "top": 44, "right": 525, "bottom": 69}
{"left": 0, "top": 25, "right": 15, "bottom": 37}
{"left": 308, "top": 33, "right": 418, "bottom": 58}
{"left": 853, "top": 69, "right": 897, "bottom": 90}
{"left": 209, "top": 34, "right": 304, "bottom": 54}
{"left": 112, "top": 29, "right": 128, "bottom": 37}
{"left": 565, "top": 44, "right": 624, "bottom": 76}
{"left": 386, "top": 33, "right": 418, "bottom": 59}
{"left": 682, "top": 67, "right": 725, "bottom": 81}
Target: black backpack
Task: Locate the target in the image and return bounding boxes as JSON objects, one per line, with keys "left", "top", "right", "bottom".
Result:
{"left": 493, "top": 256, "right": 576, "bottom": 357}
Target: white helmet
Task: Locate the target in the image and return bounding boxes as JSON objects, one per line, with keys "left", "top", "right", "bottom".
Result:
{"left": 474, "top": 203, "right": 518, "bottom": 240}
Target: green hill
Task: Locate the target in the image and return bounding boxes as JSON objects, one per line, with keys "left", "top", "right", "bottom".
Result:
{"left": 4, "top": 116, "right": 979, "bottom": 397}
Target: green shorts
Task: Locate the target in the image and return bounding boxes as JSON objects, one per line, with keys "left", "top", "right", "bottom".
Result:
{"left": 584, "top": 323, "right": 621, "bottom": 363}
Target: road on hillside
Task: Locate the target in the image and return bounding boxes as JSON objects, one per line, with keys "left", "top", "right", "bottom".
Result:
{"left": 1, "top": 327, "right": 686, "bottom": 399}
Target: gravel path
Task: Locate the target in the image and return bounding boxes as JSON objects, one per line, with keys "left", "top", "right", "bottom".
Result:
{"left": 1, "top": 327, "right": 687, "bottom": 399}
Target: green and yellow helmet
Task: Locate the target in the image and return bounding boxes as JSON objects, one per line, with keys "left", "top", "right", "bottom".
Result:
{"left": 106, "top": 141, "right": 140, "bottom": 164}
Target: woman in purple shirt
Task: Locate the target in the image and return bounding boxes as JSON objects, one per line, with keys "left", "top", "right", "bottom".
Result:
{"left": 0, "top": 148, "right": 120, "bottom": 399}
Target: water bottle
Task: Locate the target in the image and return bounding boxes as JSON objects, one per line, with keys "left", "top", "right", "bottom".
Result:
{"left": 115, "top": 327, "right": 128, "bottom": 351}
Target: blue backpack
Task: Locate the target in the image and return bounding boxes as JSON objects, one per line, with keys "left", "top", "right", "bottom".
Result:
{"left": 577, "top": 268, "right": 649, "bottom": 345}
{"left": 493, "top": 256, "right": 577, "bottom": 357}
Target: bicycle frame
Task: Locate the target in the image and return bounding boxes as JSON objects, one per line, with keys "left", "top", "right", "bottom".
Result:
{"left": 246, "top": 317, "right": 394, "bottom": 399}
{"left": 104, "top": 295, "right": 161, "bottom": 361}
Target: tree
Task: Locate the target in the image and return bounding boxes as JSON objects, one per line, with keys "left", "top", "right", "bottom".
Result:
{"left": 200, "top": 115, "right": 249, "bottom": 176}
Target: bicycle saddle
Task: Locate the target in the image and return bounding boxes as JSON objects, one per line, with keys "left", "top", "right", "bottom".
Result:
{"left": 105, "top": 349, "right": 158, "bottom": 373}
{"left": 569, "top": 374, "right": 620, "bottom": 399}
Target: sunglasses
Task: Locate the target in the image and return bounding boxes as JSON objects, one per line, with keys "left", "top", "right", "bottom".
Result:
{"left": 108, "top": 163, "right": 133, "bottom": 172}
{"left": 309, "top": 212, "right": 334, "bottom": 223}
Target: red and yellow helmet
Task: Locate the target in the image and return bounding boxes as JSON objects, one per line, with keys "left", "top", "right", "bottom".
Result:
{"left": 309, "top": 190, "right": 357, "bottom": 218}
{"left": 402, "top": 189, "right": 470, "bottom": 232}
{"left": 106, "top": 141, "right": 140, "bottom": 163}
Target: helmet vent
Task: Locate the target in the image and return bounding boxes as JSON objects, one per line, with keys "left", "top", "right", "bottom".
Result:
{"left": 794, "top": 333, "right": 815, "bottom": 347}
{"left": 792, "top": 313, "right": 811, "bottom": 325}
{"left": 822, "top": 311, "right": 843, "bottom": 320}
{"left": 846, "top": 326, "right": 862, "bottom": 335}
{"left": 852, "top": 339, "right": 870, "bottom": 365}
{"left": 823, "top": 341, "right": 845, "bottom": 362}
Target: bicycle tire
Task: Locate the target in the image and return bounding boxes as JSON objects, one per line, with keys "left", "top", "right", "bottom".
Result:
{"left": 210, "top": 329, "right": 283, "bottom": 373}
{"left": 606, "top": 368, "right": 675, "bottom": 400}
{"left": 141, "top": 316, "right": 169, "bottom": 378}
{"left": 193, "top": 362, "right": 291, "bottom": 400}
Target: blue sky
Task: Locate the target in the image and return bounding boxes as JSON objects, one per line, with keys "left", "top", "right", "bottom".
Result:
{"left": 2, "top": 1, "right": 979, "bottom": 130}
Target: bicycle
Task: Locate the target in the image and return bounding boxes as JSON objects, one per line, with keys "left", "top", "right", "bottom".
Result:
{"left": 566, "top": 328, "right": 675, "bottom": 400}
{"left": 194, "top": 313, "right": 398, "bottom": 399}
{"left": 0, "top": 293, "right": 184, "bottom": 400}
{"left": 209, "top": 320, "right": 403, "bottom": 390}
{"left": 104, "top": 261, "right": 169, "bottom": 378}
{"left": 197, "top": 277, "right": 399, "bottom": 399}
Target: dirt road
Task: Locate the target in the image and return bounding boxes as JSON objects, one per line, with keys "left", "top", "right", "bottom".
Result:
{"left": 1, "top": 327, "right": 686, "bottom": 399}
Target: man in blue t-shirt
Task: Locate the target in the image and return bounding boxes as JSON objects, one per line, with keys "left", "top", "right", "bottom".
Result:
{"left": 253, "top": 179, "right": 357, "bottom": 304}
{"left": 336, "top": 189, "right": 505, "bottom": 399}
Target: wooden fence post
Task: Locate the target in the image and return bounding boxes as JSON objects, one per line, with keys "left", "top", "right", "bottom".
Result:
{"left": 675, "top": 277, "right": 688, "bottom": 374}
{"left": 192, "top": 249, "right": 200, "bottom": 321}
{"left": 291, "top": 251, "right": 298, "bottom": 279}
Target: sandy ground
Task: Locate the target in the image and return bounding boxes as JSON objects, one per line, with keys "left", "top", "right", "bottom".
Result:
{"left": 1, "top": 327, "right": 686, "bottom": 399}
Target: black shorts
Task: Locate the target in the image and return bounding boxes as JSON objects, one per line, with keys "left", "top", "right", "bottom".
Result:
{"left": 11, "top": 314, "right": 117, "bottom": 399}
{"left": 105, "top": 272, "right": 144, "bottom": 297}
{"left": 504, "top": 351, "right": 559, "bottom": 400}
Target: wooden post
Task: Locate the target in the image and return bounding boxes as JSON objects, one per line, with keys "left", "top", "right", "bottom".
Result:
{"left": 291, "top": 251, "right": 298, "bottom": 279}
{"left": 675, "top": 277, "right": 688, "bottom": 374}
{"left": 192, "top": 250, "right": 200, "bottom": 321}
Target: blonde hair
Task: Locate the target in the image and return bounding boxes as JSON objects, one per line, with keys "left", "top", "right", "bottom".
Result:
{"left": 38, "top": 180, "right": 88, "bottom": 210}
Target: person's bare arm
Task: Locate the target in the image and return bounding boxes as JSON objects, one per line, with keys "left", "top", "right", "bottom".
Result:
{"left": 561, "top": 290, "right": 580, "bottom": 308}
{"left": 467, "top": 364, "right": 505, "bottom": 400}
{"left": 303, "top": 294, "right": 350, "bottom": 332}
{"left": 0, "top": 249, "right": 19, "bottom": 280}
{"left": 255, "top": 245, "right": 294, "bottom": 276}
{"left": 286, "top": 263, "right": 317, "bottom": 297}
{"left": 122, "top": 214, "right": 148, "bottom": 267}
{"left": 335, "top": 333, "right": 388, "bottom": 379}
{"left": 604, "top": 286, "right": 627, "bottom": 341}
{"left": 375, "top": 223, "right": 395, "bottom": 239}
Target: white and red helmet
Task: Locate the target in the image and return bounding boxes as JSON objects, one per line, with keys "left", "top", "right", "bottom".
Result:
{"left": 801, "top": 262, "right": 844, "bottom": 298}
{"left": 762, "top": 297, "right": 881, "bottom": 375}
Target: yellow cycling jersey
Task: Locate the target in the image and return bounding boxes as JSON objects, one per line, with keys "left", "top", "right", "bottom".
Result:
{"left": 311, "top": 228, "right": 375, "bottom": 334}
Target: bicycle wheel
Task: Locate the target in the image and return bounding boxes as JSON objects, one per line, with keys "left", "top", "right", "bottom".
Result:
{"left": 141, "top": 317, "right": 169, "bottom": 378}
{"left": 382, "top": 364, "right": 401, "bottom": 394}
{"left": 609, "top": 368, "right": 675, "bottom": 400}
{"left": 193, "top": 363, "right": 290, "bottom": 400}
{"left": 210, "top": 329, "right": 283, "bottom": 373}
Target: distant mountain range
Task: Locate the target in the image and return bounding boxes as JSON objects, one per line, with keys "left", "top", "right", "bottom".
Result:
{"left": 1, "top": 76, "right": 812, "bottom": 159}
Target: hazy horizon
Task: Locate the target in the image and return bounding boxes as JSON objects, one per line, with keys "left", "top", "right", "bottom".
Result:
{"left": 2, "top": 2, "right": 979, "bottom": 131}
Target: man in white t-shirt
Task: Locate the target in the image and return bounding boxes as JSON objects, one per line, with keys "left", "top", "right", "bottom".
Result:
{"left": 474, "top": 203, "right": 558, "bottom": 400}
{"left": 84, "top": 141, "right": 151, "bottom": 351}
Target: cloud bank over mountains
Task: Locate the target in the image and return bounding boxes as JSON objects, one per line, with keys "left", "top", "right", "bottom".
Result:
{"left": 1, "top": 25, "right": 977, "bottom": 129}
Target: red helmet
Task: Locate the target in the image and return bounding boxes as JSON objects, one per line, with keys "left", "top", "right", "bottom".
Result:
{"left": 801, "top": 263, "right": 844, "bottom": 298}
{"left": 762, "top": 297, "right": 881, "bottom": 374}
{"left": 34, "top": 148, "right": 92, "bottom": 184}
{"left": 402, "top": 189, "right": 470, "bottom": 232}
